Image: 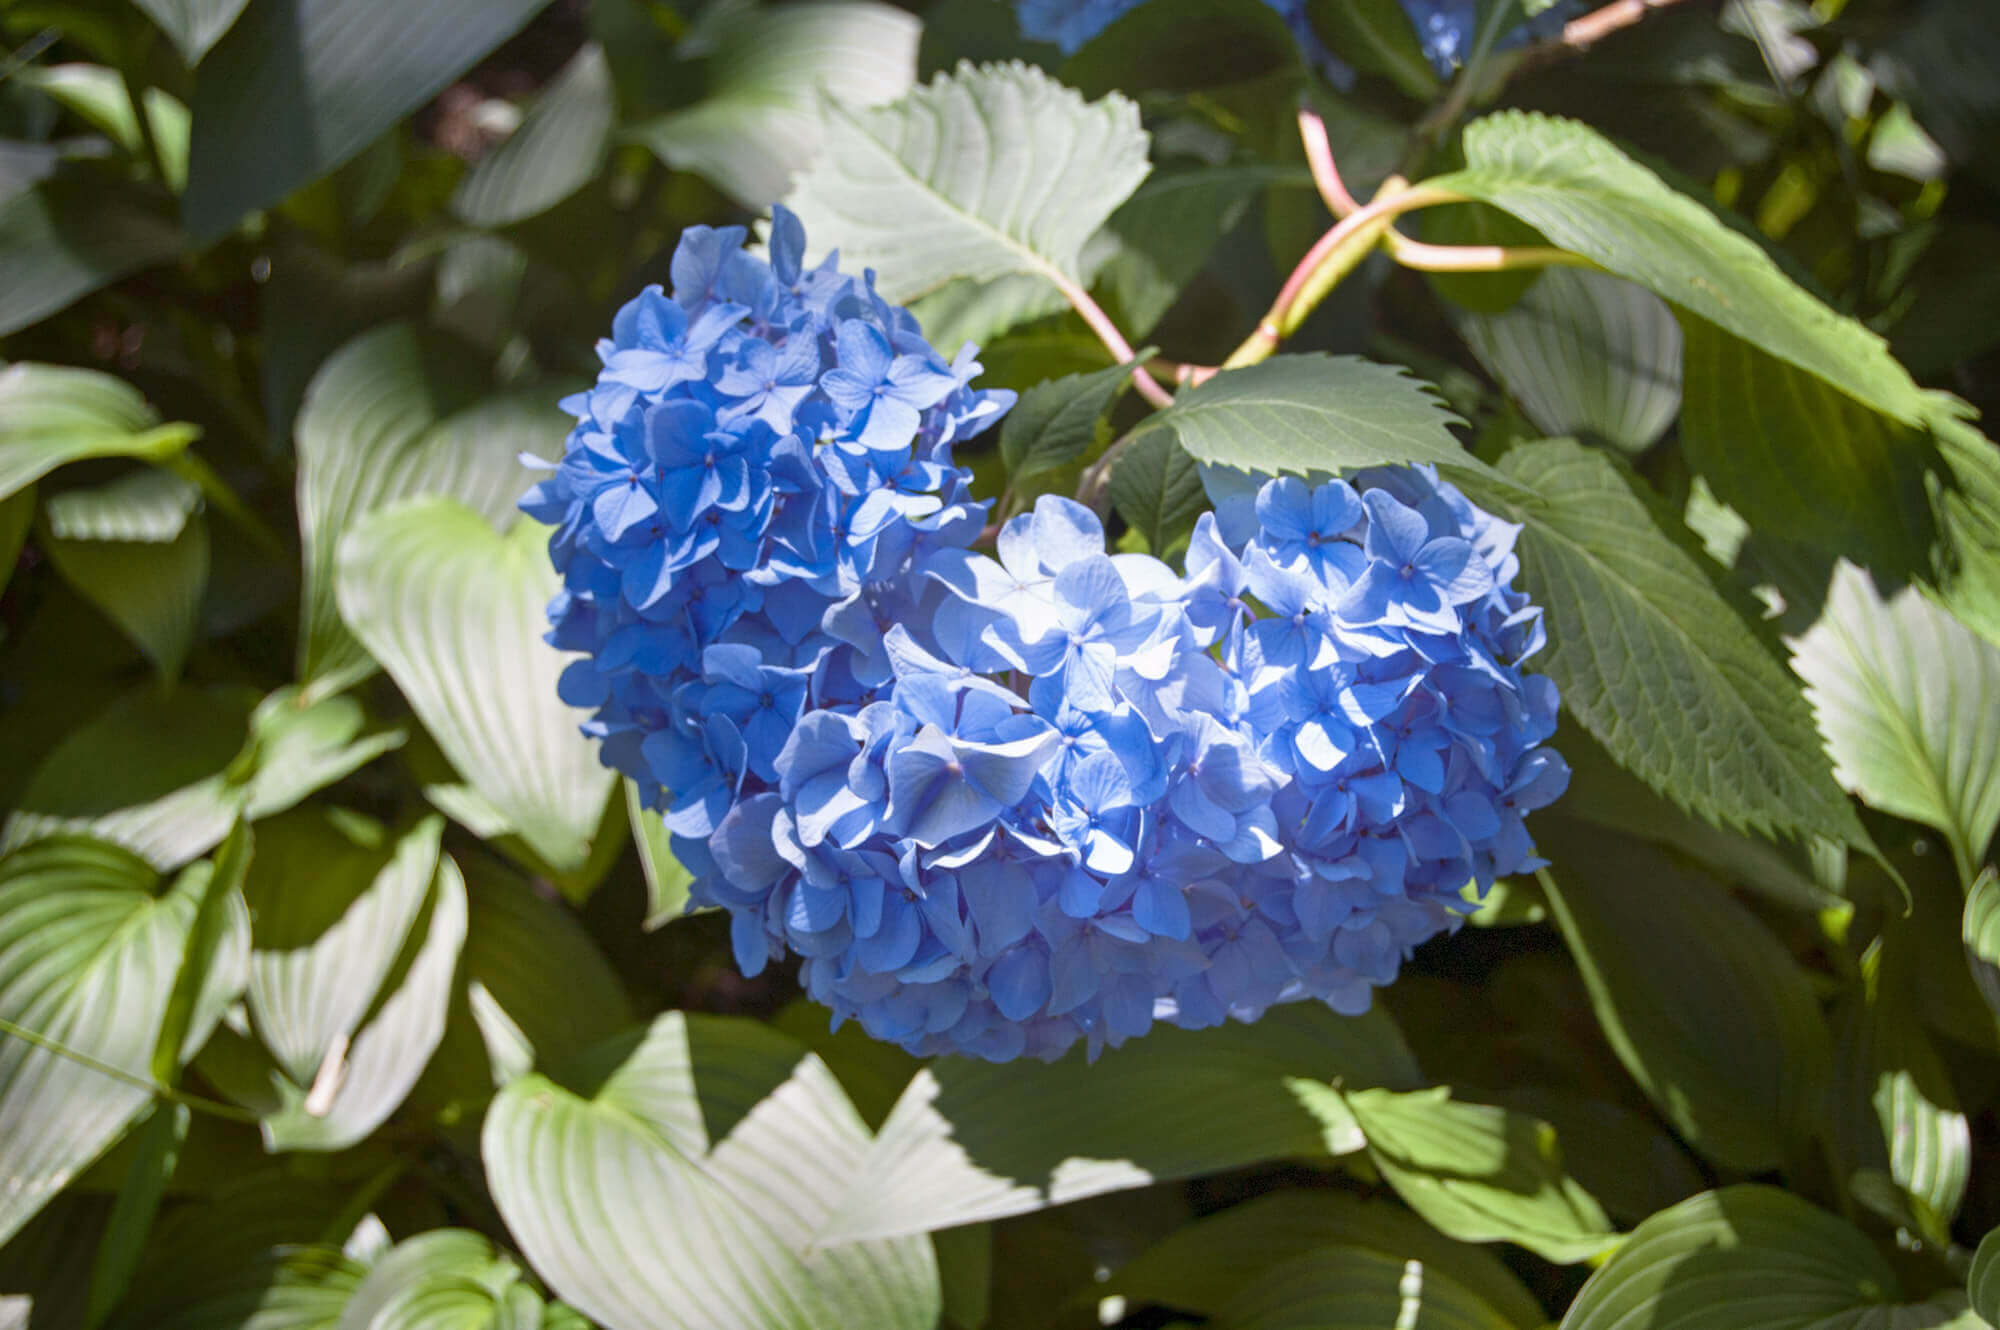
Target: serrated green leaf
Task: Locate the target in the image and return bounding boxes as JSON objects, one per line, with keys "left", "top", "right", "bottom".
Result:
{"left": 485, "top": 1012, "right": 938, "bottom": 1330}
{"left": 451, "top": 44, "right": 614, "bottom": 228}
{"left": 294, "top": 323, "right": 561, "bottom": 697}
{"left": 1538, "top": 819, "right": 1834, "bottom": 1172}
{"left": 1457, "top": 268, "right": 1682, "bottom": 455}
{"left": 1207, "top": 1247, "right": 1519, "bottom": 1330}
{"left": 784, "top": 60, "right": 1150, "bottom": 353}
{"left": 0, "top": 181, "right": 181, "bottom": 336}
{"left": 130, "top": 0, "right": 252, "bottom": 65}
{"left": 1964, "top": 869, "right": 2000, "bottom": 1029}
{"left": 1304, "top": 0, "right": 1439, "bottom": 97}
{"left": 334, "top": 499, "right": 616, "bottom": 884}
{"left": 1336, "top": 1087, "right": 1616, "bottom": 1265}
{"left": 1479, "top": 438, "right": 1864, "bottom": 847}
{"left": 1425, "top": 111, "right": 1928, "bottom": 426}
{"left": 630, "top": 3, "right": 919, "bottom": 210}
{"left": 1928, "top": 407, "right": 2000, "bottom": 650}
{"left": 0, "top": 363, "right": 198, "bottom": 504}
{"left": 1107, "top": 426, "right": 1205, "bottom": 555}
{"left": 817, "top": 1003, "right": 1419, "bottom": 1244}
{"left": 183, "top": 0, "right": 550, "bottom": 243}
{"left": 1137, "top": 354, "right": 1479, "bottom": 484}
{"left": 1000, "top": 358, "right": 1141, "bottom": 481}
{"left": 628, "top": 780, "right": 695, "bottom": 930}
{"left": 1789, "top": 561, "right": 2000, "bottom": 883}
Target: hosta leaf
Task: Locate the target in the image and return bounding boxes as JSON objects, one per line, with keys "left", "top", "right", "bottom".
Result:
{"left": 334, "top": 498, "right": 616, "bottom": 883}
{"left": 0, "top": 838, "right": 231, "bottom": 1246}
{"left": 1538, "top": 819, "right": 1834, "bottom": 1172}
{"left": 130, "top": 0, "right": 253, "bottom": 65}
{"left": 1789, "top": 561, "right": 2000, "bottom": 882}
{"left": 1973, "top": 1228, "right": 2000, "bottom": 1326}
{"left": 84, "top": 1099, "right": 191, "bottom": 1330}
{"left": 1965, "top": 869, "right": 2000, "bottom": 1028}
{"left": 1457, "top": 268, "right": 1683, "bottom": 455}
{"left": 818, "top": 1003, "right": 1419, "bottom": 1243}
{"left": 628, "top": 780, "right": 695, "bottom": 930}
{"left": 336, "top": 1230, "right": 560, "bottom": 1330}
{"left": 1134, "top": 355, "right": 1480, "bottom": 483}
{"left": 183, "top": 0, "right": 550, "bottom": 243}
{"left": 485, "top": 1012, "right": 937, "bottom": 1330}
{"left": 1333, "top": 1087, "right": 1616, "bottom": 1264}
{"left": 1479, "top": 438, "right": 1864, "bottom": 847}
{"left": 451, "top": 43, "right": 614, "bottom": 228}
{"left": 1560, "top": 1186, "right": 1957, "bottom": 1330}
{"left": 784, "top": 60, "right": 1150, "bottom": 353}
{"left": 1103, "top": 1190, "right": 1545, "bottom": 1328}
{"left": 0, "top": 363, "right": 198, "bottom": 504}
{"left": 1208, "top": 1247, "right": 1519, "bottom": 1330}
{"left": 41, "top": 470, "right": 209, "bottom": 681}
{"left": 293, "top": 322, "right": 560, "bottom": 697}
{"left": 16, "top": 65, "right": 190, "bottom": 192}
{"left": 630, "top": 3, "right": 919, "bottom": 211}
{"left": 0, "top": 183, "right": 181, "bottom": 337}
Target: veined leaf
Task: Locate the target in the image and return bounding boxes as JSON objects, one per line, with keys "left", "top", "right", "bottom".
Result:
{"left": 0, "top": 363, "right": 198, "bottom": 505}
{"left": 41, "top": 469, "right": 209, "bottom": 681}
{"left": 335, "top": 498, "right": 616, "bottom": 883}
{"left": 630, "top": 3, "right": 919, "bottom": 211}
{"left": 16, "top": 65, "right": 190, "bottom": 191}
{"left": 83, "top": 1100, "right": 191, "bottom": 1330}
{"left": 451, "top": 43, "right": 614, "bottom": 227}
{"left": 628, "top": 780, "right": 695, "bottom": 930}
{"left": 1964, "top": 869, "right": 2000, "bottom": 1030}
{"left": 1928, "top": 405, "right": 2000, "bottom": 650}
{"left": 1479, "top": 438, "right": 1864, "bottom": 847}
{"left": 1304, "top": 0, "right": 1439, "bottom": 97}
{"left": 293, "top": 323, "right": 561, "bottom": 696}
{"left": 1108, "top": 427, "right": 1206, "bottom": 556}
{"left": 784, "top": 60, "right": 1150, "bottom": 353}
{"left": 130, "top": 0, "right": 252, "bottom": 65}
{"left": 1207, "top": 1248, "right": 1520, "bottom": 1330}
{"left": 1972, "top": 1228, "right": 2000, "bottom": 1326}
{"left": 1790, "top": 561, "right": 2000, "bottom": 882}
{"left": 1000, "top": 358, "right": 1143, "bottom": 482}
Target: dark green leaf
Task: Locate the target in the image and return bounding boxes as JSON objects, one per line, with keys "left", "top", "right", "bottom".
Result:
{"left": 41, "top": 471, "right": 210, "bottom": 682}
{"left": 1304, "top": 0, "right": 1439, "bottom": 97}
{"left": 183, "top": 0, "right": 551, "bottom": 243}
{"left": 83, "top": 1100, "right": 189, "bottom": 1330}
{"left": 1061, "top": 0, "right": 1297, "bottom": 98}
{"left": 1972, "top": 1227, "right": 2000, "bottom": 1326}
{"left": 0, "top": 181, "right": 180, "bottom": 335}
{"left": 1097, "top": 164, "right": 1301, "bottom": 339}
{"left": 1207, "top": 1247, "right": 1520, "bottom": 1330}
{"left": 1108, "top": 427, "right": 1206, "bottom": 556}
{"left": 451, "top": 43, "right": 614, "bottom": 228}
{"left": 1001, "top": 357, "right": 1144, "bottom": 481}
{"left": 130, "top": 0, "right": 253, "bottom": 65}
{"left": 1928, "top": 406, "right": 2000, "bottom": 652}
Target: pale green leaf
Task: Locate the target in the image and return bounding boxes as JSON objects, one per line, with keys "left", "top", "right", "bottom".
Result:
{"left": 44, "top": 467, "right": 199, "bottom": 542}
{"left": 16, "top": 65, "right": 190, "bottom": 191}
{"left": 1964, "top": 869, "right": 2000, "bottom": 1029}
{"left": 1789, "top": 561, "right": 2000, "bottom": 881}
{"left": 451, "top": 44, "right": 614, "bottom": 227}
{"left": 1539, "top": 819, "right": 1834, "bottom": 1172}
{"left": 628, "top": 780, "right": 695, "bottom": 930}
{"left": 130, "top": 0, "right": 252, "bottom": 65}
{"left": 152, "top": 818, "right": 252, "bottom": 1083}
{"left": 335, "top": 1230, "right": 548, "bottom": 1330}
{"left": 0, "top": 363, "right": 197, "bottom": 504}
{"left": 1972, "top": 1228, "right": 2000, "bottom": 1326}
{"left": 334, "top": 498, "right": 617, "bottom": 881}
{"left": 818, "top": 1003, "right": 1419, "bottom": 1244}
{"left": 293, "top": 323, "right": 560, "bottom": 696}
{"left": 784, "top": 60, "right": 1150, "bottom": 352}
{"left": 1479, "top": 438, "right": 1864, "bottom": 847}
{"left": 1208, "top": 1247, "right": 1519, "bottom": 1330}
{"left": 631, "top": 3, "right": 919, "bottom": 210}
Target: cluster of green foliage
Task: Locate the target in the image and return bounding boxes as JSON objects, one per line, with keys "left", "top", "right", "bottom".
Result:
{"left": 2, "top": 0, "right": 1999, "bottom": 1327}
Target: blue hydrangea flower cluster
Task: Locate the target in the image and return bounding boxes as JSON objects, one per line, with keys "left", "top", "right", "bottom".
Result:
{"left": 526, "top": 213, "right": 1566, "bottom": 1063}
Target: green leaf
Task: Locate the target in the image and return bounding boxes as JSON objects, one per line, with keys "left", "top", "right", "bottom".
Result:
{"left": 485, "top": 1012, "right": 939, "bottom": 1330}
{"left": 41, "top": 471, "right": 210, "bottom": 682}
{"left": 1103, "top": 1190, "right": 1545, "bottom": 1328}
{"left": 130, "top": 0, "right": 252, "bottom": 65}
{"left": 334, "top": 498, "right": 617, "bottom": 883}
{"left": 1928, "top": 407, "right": 2000, "bottom": 651}
{"left": 816, "top": 1003, "right": 1420, "bottom": 1243}
{"left": 784, "top": 60, "right": 1150, "bottom": 353}
{"left": 1972, "top": 1228, "right": 2000, "bottom": 1326}
{"left": 0, "top": 363, "right": 198, "bottom": 505}
{"left": 1108, "top": 427, "right": 1205, "bottom": 556}
{"left": 0, "top": 485, "right": 32, "bottom": 601}
{"left": 1538, "top": 819, "right": 1834, "bottom": 1172}
{"left": 1136, "top": 355, "right": 1479, "bottom": 484}
{"left": 1304, "top": 0, "right": 1440, "bottom": 97}
{"left": 1000, "top": 358, "right": 1142, "bottom": 482}
{"left": 1789, "top": 561, "right": 2000, "bottom": 882}
{"left": 1206, "top": 1247, "right": 1521, "bottom": 1330}
{"left": 0, "top": 837, "right": 230, "bottom": 1247}
{"left": 182, "top": 0, "right": 551, "bottom": 243}
{"left": 1964, "top": 869, "right": 2000, "bottom": 1029}
{"left": 1096, "top": 163, "right": 1300, "bottom": 340}
{"left": 1456, "top": 268, "right": 1683, "bottom": 455}
{"left": 451, "top": 43, "right": 614, "bottom": 228}
{"left": 151, "top": 818, "right": 252, "bottom": 1085}
{"left": 0, "top": 181, "right": 180, "bottom": 335}
{"left": 83, "top": 1100, "right": 190, "bottom": 1330}
{"left": 337, "top": 1229, "right": 562, "bottom": 1330}
{"left": 1060, "top": 0, "right": 1298, "bottom": 98}
{"left": 1335, "top": 1087, "right": 1616, "bottom": 1264}
{"left": 1480, "top": 438, "right": 1864, "bottom": 847}
{"left": 293, "top": 323, "right": 560, "bottom": 696}
{"left": 630, "top": 3, "right": 919, "bottom": 210}
{"left": 17, "top": 64, "right": 190, "bottom": 191}
{"left": 628, "top": 780, "right": 695, "bottom": 930}
{"left": 1560, "top": 1186, "right": 1955, "bottom": 1330}
{"left": 1424, "top": 111, "right": 1929, "bottom": 426}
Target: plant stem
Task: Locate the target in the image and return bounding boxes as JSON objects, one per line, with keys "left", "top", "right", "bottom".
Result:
{"left": 1380, "top": 229, "right": 1598, "bottom": 272}
{"left": 1050, "top": 272, "right": 1175, "bottom": 410}
{"left": 1297, "top": 105, "right": 1359, "bottom": 218}
{"left": 0, "top": 1014, "right": 260, "bottom": 1125}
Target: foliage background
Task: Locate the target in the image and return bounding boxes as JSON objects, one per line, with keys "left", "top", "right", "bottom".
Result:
{"left": 2, "top": 0, "right": 1999, "bottom": 1326}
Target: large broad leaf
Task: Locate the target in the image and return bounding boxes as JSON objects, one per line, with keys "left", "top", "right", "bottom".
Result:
{"left": 1973, "top": 1229, "right": 2000, "bottom": 1327}
{"left": 3, "top": 685, "right": 404, "bottom": 870}
{"left": 1329, "top": 1086, "right": 1616, "bottom": 1264}
{"left": 817, "top": 1002, "right": 1420, "bottom": 1243}
{"left": 182, "top": 0, "right": 551, "bottom": 243}
{"left": 131, "top": 0, "right": 253, "bottom": 65}
{"left": 1132, "top": 355, "right": 1480, "bottom": 483}
{"left": 630, "top": 3, "right": 919, "bottom": 211}
{"left": 1789, "top": 561, "right": 2000, "bottom": 882}
{"left": 0, "top": 363, "right": 198, "bottom": 504}
{"left": 1964, "top": 869, "right": 2000, "bottom": 1030}
{"left": 1096, "top": 164, "right": 1300, "bottom": 339}
{"left": 334, "top": 497, "right": 616, "bottom": 883}
{"left": 293, "top": 323, "right": 560, "bottom": 696}
{"left": 0, "top": 838, "right": 232, "bottom": 1247}
{"left": 1102, "top": 1190, "right": 1545, "bottom": 1328}
{"left": 999, "top": 358, "right": 1140, "bottom": 483}
{"left": 1538, "top": 819, "right": 1834, "bottom": 1173}
{"left": 1456, "top": 268, "right": 1683, "bottom": 456}
{"left": 485, "top": 1012, "right": 938, "bottom": 1330}
{"left": 0, "top": 182, "right": 181, "bottom": 337}
{"left": 1479, "top": 438, "right": 1865, "bottom": 848}
{"left": 1560, "top": 1186, "right": 1979, "bottom": 1330}
{"left": 1928, "top": 407, "right": 2000, "bottom": 650}
{"left": 451, "top": 43, "right": 614, "bottom": 227}
{"left": 784, "top": 60, "right": 1150, "bottom": 354}
{"left": 1207, "top": 1248, "right": 1521, "bottom": 1330}
{"left": 40, "top": 469, "right": 209, "bottom": 681}
{"left": 1423, "top": 111, "right": 1928, "bottom": 427}
{"left": 335, "top": 1229, "right": 577, "bottom": 1330}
